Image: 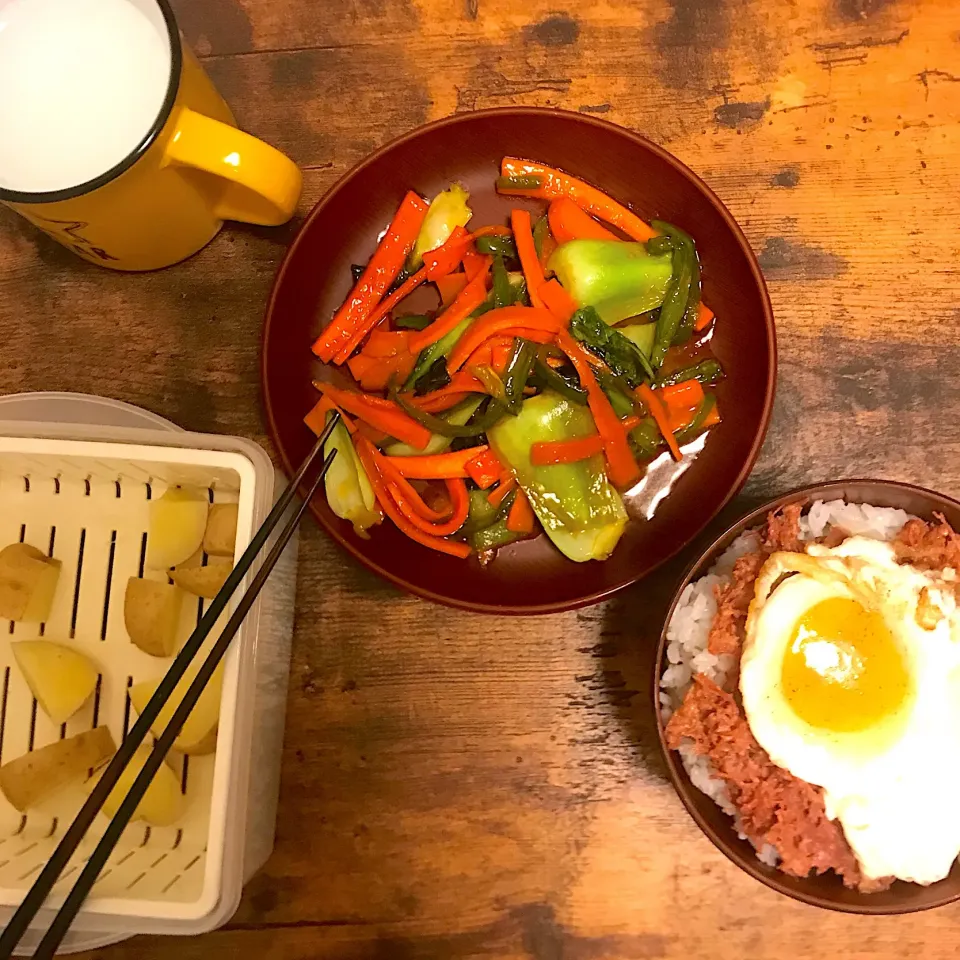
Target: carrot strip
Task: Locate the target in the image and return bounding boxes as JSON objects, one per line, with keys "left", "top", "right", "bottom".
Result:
{"left": 471, "top": 225, "right": 512, "bottom": 238}
{"left": 304, "top": 395, "right": 357, "bottom": 436}
{"left": 462, "top": 250, "right": 491, "bottom": 282}
{"left": 446, "top": 306, "right": 561, "bottom": 374}
{"left": 511, "top": 209, "right": 546, "bottom": 309}
{"left": 385, "top": 445, "right": 488, "bottom": 480}
{"left": 409, "top": 372, "right": 488, "bottom": 413}
{"left": 436, "top": 272, "right": 468, "bottom": 307}
{"left": 423, "top": 225, "right": 472, "bottom": 280}
{"left": 355, "top": 437, "right": 472, "bottom": 558}
{"left": 530, "top": 416, "right": 642, "bottom": 466}
{"left": 331, "top": 265, "right": 430, "bottom": 365}
{"left": 410, "top": 267, "right": 489, "bottom": 353}
{"left": 378, "top": 458, "right": 452, "bottom": 523}
{"left": 557, "top": 331, "right": 640, "bottom": 488}
{"left": 636, "top": 383, "right": 682, "bottom": 462}
{"left": 548, "top": 197, "right": 619, "bottom": 244}
{"left": 316, "top": 383, "right": 433, "bottom": 450}
{"left": 659, "top": 379, "right": 705, "bottom": 415}
{"left": 314, "top": 192, "right": 428, "bottom": 362}
{"left": 538, "top": 278, "right": 578, "bottom": 324}
{"left": 465, "top": 448, "right": 505, "bottom": 489}
{"left": 391, "top": 478, "right": 469, "bottom": 536}
{"left": 695, "top": 301, "right": 715, "bottom": 331}
{"left": 506, "top": 490, "right": 536, "bottom": 534}
{"left": 487, "top": 475, "right": 517, "bottom": 507}
{"left": 500, "top": 158, "right": 656, "bottom": 243}
{"left": 350, "top": 353, "right": 416, "bottom": 392}
{"left": 360, "top": 329, "right": 411, "bottom": 358}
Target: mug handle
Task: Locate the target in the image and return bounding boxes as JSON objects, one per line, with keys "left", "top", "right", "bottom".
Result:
{"left": 163, "top": 107, "right": 302, "bottom": 225}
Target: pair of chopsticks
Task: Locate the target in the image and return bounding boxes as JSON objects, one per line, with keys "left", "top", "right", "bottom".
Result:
{"left": 0, "top": 413, "right": 341, "bottom": 959}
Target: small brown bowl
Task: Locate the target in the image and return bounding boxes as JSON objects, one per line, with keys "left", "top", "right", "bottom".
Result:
{"left": 262, "top": 107, "right": 775, "bottom": 613}
{"left": 654, "top": 479, "right": 960, "bottom": 913}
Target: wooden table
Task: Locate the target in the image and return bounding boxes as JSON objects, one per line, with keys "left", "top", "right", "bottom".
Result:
{"left": 2, "top": 0, "right": 959, "bottom": 956}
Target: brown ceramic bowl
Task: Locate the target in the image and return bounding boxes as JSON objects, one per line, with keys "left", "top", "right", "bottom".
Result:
{"left": 655, "top": 479, "right": 960, "bottom": 913}
{"left": 262, "top": 107, "right": 776, "bottom": 613}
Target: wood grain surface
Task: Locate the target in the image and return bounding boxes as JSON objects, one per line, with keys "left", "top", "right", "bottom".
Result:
{"left": 2, "top": 0, "right": 959, "bottom": 956}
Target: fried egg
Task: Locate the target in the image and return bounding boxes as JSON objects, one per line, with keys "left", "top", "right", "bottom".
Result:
{"left": 740, "top": 536, "right": 960, "bottom": 885}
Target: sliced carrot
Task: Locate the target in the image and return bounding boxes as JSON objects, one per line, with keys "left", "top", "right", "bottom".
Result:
{"left": 557, "top": 331, "right": 640, "bottom": 488}
{"left": 349, "top": 353, "right": 416, "bottom": 392}
{"left": 500, "top": 158, "right": 656, "bottom": 243}
{"left": 548, "top": 197, "right": 619, "bottom": 244}
{"left": 636, "top": 383, "right": 682, "bottom": 462}
{"left": 378, "top": 458, "right": 452, "bottom": 523}
{"left": 391, "top": 478, "right": 470, "bottom": 536}
{"left": 314, "top": 192, "right": 428, "bottom": 362}
{"left": 506, "top": 490, "right": 536, "bottom": 534}
{"left": 462, "top": 249, "right": 491, "bottom": 282}
{"left": 511, "top": 209, "right": 546, "bottom": 309}
{"left": 361, "top": 329, "right": 412, "bottom": 358}
{"left": 315, "top": 383, "right": 432, "bottom": 450}
{"left": 330, "top": 265, "right": 430, "bottom": 365}
{"left": 355, "top": 437, "right": 471, "bottom": 558}
{"left": 659, "top": 378, "right": 705, "bottom": 413}
{"left": 446, "top": 306, "right": 561, "bottom": 374}
{"left": 530, "top": 416, "right": 642, "bottom": 466}
{"left": 471, "top": 225, "right": 512, "bottom": 238}
{"left": 384, "top": 445, "right": 489, "bottom": 480}
{"left": 409, "top": 372, "right": 488, "bottom": 413}
{"left": 409, "top": 266, "right": 489, "bottom": 354}
{"left": 490, "top": 337, "right": 516, "bottom": 376}
{"left": 436, "top": 272, "right": 468, "bottom": 307}
{"left": 423, "top": 225, "right": 472, "bottom": 280}
{"left": 304, "top": 395, "right": 357, "bottom": 437}
{"left": 695, "top": 301, "right": 715, "bottom": 331}
{"left": 465, "top": 448, "right": 506, "bottom": 489}
{"left": 538, "top": 278, "right": 578, "bottom": 324}
{"left": 487, "top": 474, "right": 517, "bottom": 507}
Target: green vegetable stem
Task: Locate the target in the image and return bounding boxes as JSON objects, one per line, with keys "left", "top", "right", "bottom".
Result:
{"left": 548, "top": 239, "right": 673, "bottom": 325}
{"left": 488, "top": 391, "right": 627, "bottom": 562}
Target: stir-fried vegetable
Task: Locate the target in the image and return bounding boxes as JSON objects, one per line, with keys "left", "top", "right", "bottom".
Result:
{"left": 307, "top": 159, "right": 726, "bottom": 564}
{"left": 569, "top": 306, "right": 655, "bottom": 385}
{"left": 657, "top": 357, "right": 725, "bottom": 388}
{"left": 548, "top": 198, "right": 619, "bottom": 244}
{"left": 322, "top": 414, "right": 380, "bottom": 534}
{"left": 548, "top": 240, "right": 673, "bottom": 325}
{"left": 498, "top": 158, "right": 657, "bottom": 242}
{"left": 488, "top": 392, "right": 628, "bottom": 562}
{"left": 314, "top": 192, "right": 427, "bottom": 362}
{"left": 385, "top": 397, "right": 485, "bottom": 456}
{"left": 408, "top": 184, "right": 473, "bottom": 270}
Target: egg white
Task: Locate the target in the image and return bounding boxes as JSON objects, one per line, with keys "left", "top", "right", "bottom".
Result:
{"left": 740, "top": 537, "right": 960, "bottom": 884}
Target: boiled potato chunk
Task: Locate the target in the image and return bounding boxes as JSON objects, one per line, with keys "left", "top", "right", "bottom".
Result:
{"left": 124, "top": 578, "right": 184, "bottom": 657}
{"left": 0, "top": 543, "right": 62, "bottom": 622}
{"left": 146, "top": 486, "right": 209, "bottom": 570}
{"left": 12, "top": 640, "right": 99, "bottom": 724}
{"left": 170, "top": 558, "right": 232, "bottom": 599}
{"left": 0, "top": 726, "right": 115, "bottom": 811}
{"left": 129, "top": 663, "right": 223, "bottom": 755}
{"left": 203, "top": 503, "right": 238, "bottom": 557}
{"left": 92, "top": 745, "right": 184, "bottom": 827}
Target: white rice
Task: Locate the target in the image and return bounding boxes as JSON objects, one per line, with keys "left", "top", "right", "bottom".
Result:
{"left": 660, "top": 498, "right": 913, "bottom": 864}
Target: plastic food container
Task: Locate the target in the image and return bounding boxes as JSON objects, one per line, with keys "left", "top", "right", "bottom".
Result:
{"left": 0, "top": 394, "right": 297, "bottom": 954}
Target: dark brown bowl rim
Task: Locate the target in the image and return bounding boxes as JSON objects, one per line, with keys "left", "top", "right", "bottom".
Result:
{"left": 653, "top": 478, "right": 960, "bottom": 914}
{"left": 261, "top": 106, "right": 777, "bottom": 614}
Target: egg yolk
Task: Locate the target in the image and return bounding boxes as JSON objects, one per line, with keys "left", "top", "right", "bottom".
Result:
{"left": 781, "top": 596, "right": 909, "bottom": 732}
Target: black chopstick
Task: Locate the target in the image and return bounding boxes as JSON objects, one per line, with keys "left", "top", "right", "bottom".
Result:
{"left": 0, "top": 414, "right": 340, "bottom": 959}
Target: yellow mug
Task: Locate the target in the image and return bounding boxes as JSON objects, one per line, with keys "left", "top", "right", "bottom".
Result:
{"left": 0, "top": 0, "right": 301, "bottom": 271}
